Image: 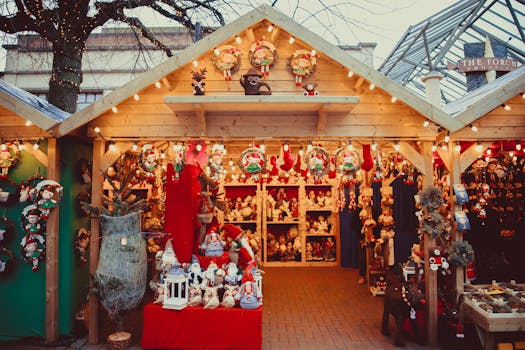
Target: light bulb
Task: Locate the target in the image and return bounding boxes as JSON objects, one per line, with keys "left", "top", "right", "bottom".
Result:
{"left": 516, "top": 142, "right": 522, "bottom": 151}
{"left": 228, "top": 159, "right": 233, "bottom": 167}
{"left": 441, "top": 144, "right": 448, "bottom": 151}
{"left": 18, "top": 142, "right": 25, "bottom": 151}
{"left": 0, "top": 143, "right": 6, "bottom": 151}
{"left": 94, "top": 126, "right": 101, "bottom": 133}
{"left": 347, "top": 141, "right": 354, "bottom": 151}
{"left": 522, "top": 93, "right": 525, "bottom": 99}
{"left": 394, "top": 143, "right": 400, "bottom": 152}
{"left": 476, "top": 142, "right": 483, "bottom": 152}
{"left": 423, "top": 120, "right": 430, "bottom": 128}
{"left": 160, "top": 151, "right": 166, "bottom": 159}
{"left": 155, "top": 81, "right": 162, "bottom": 88}
{"left": 235, "top": 36, "right": 242, "bottom": 44}
{"left": 109, "top": 142, "right": 117, "bottom": 152}
{"left": 25, "top": 120, "right": 32, "bottom": 126}
{"left": 486, "top": 149, "right": 492, "bottom": 155}
{"left": 111, "top": 106, "right": 118, "bottom": 113}
{"left": 444, "top": 132, "right": 450, "bottom": 143}
{"left": 369, "top": 83, "right": 375, "bottom": 90}
{"left": 196, "top": 143, "right": 202, "bottom": 152}
{"left": 288, "top": 37, "right": 295, "bottom": 44}
{"left": 471, "top": 124, "right": 478, "bottom": 132}
{"left": 391, "top": 96, "right": 397, "bottom": 103}
{"left": 260, "top": 143, "right": 266, "bottom": 152}
{"left": 267, "top": 24, "right": 274, "bottom": 32}
{"left": 455, "top": 142, "right": 461, "bottom": 152}
{"left": 432, "top": 143, "right": 437, "bottom": 152}
{"left": 347, "top": 71, "right": 354, "bottom": 78}
{"left": 132, "top": 142, "right": 138, "bottom": 152}
{"left": 299, "top": 148, "right": 304, "bottom": 156}
{"left": 503, "top": 104, "right": 511, "bottom": 111}
{"left": 310, "top": 50, "right": 317, "bottom": 56}
{"left": 283, "top": 143, "right": 289, "bottom": 152}
{"left": 509, "top": 151, "right": 515, "bottom": 157}
{"left": 371, "top": 142, "right": 377, "bottom": 152}
{"left": 307, "top": 142, "right": 313, "bottom": 152}
{"left": 214, "top": 48, "right": 220, "bottom": 56}
{"left": 192, "top": 60, "right": 199, "bottom": 67}
{"left": 133, "top": 94, "right": 140, "bottom": 101}
{"left": 33, "top": 141, "right": 40, "bottom": 150}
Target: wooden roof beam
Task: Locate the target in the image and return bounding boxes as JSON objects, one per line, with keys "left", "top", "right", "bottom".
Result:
{"left": 354, "top": 77, "right": 365, "bottom": 90}
{"left": 398, "top": 141, "right": 426, "bottom": 176}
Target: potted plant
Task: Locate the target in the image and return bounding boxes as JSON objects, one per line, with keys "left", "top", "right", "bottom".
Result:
{"left": 84, "top": 152, "right": 148, "bottom": 346}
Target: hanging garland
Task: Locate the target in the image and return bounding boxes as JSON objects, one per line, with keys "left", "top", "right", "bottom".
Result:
{"left": 287, "top": 49, "right": 318, "bottom": 86}
{"left": 239, "top": 147, "right": 266, "bottom": 180}
{"left": 249, "top": 38, "right": 277, "bottom": 76}
{"left": 0, "top": 143, "right": 20, "bottom": 178}
{"left": 447, "top": 240, "right": 474, "bottom": 267}
{"left": 0, "top": 246, "right": 14, "bottom": 273}
{"left": 306, "top": 146, "right": 330, "bottom": 183}
{"left": 212, "top": 45, "right": 242, "bottom": 80}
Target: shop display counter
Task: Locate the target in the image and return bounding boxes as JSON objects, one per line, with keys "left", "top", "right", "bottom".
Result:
{"left": 141, "top": 303, "right": 262, "bottom": 350}
{"left": 463, "top": 283, "right": 525, "bottom": 350}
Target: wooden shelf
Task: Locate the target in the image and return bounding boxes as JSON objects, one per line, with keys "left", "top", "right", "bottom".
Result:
{"left": 224, "top": 220, "right": 257, "bottom": 224}
{"left": 305, "top": 208, "right": 333, "bottom": 212}
{"left": 266, "top": 221, "right": 299, "bottom": 225}
{"left": 164, "top": 95, "right": 359, "bottom": 113}
{"left": 305, "top": 233, "right": 335, "bottom": 237}
{"left": 223, "top": 183, "right": 258, "bottom": 187}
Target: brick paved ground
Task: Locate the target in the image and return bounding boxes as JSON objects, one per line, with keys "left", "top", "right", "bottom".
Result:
{"left": 262, "top": 266, "right": 438, "bottom": 350}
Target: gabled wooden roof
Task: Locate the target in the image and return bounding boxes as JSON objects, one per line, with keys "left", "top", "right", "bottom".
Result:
{"left": 53, "top": 4, "right": 462, "bottom": 138}
{"left": 0, "top": 79, "right": 69, "bottom": 137}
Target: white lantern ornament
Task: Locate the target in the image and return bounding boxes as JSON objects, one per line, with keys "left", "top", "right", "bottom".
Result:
{"left": 162, "top": 261, "right": 189, "bottom": 310}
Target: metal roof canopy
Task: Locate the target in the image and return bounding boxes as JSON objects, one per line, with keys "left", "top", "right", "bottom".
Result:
{"left": 379, "top": 0, "right": 525, "bottom": 104}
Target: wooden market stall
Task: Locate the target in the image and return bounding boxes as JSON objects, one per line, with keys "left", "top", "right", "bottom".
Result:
{"left": 0, "top": 79, "right": 69, "bottom": 343}
{"left": 49, "top": 4, "right": 524, "bottom": 347}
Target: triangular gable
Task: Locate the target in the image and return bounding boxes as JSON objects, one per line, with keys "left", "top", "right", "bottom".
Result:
{"left": 444, "top": 65, "right": 525, "bottom": 131}
{"left": 54, "top": 4, "right": 461, "bottom": 137}
{"left": 0, "top": 79, "right": 69, "bottom": 131}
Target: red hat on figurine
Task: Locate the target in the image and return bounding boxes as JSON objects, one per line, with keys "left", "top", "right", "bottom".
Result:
{"left": 221, "top": 224, "right": 243, "bottom": 241}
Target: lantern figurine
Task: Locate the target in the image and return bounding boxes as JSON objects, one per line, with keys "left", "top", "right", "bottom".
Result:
{"left": 288, "top": 49, "right": 318, "bottom": 86}
{"left": 212, "top": 45, "right": 242, "bottom": 81}
{"left": 163, "top": 261, "right": 189, "bottom": 310}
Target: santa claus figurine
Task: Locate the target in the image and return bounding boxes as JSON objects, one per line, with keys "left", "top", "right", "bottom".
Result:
{"left": 239, "top": 263, "right": 260, "bottom": 309}
{"left": 200, "top": 226, "right": 225, "bottom": 257}
{"left": 221, "top": 224, "right": 255, "bottom": 269}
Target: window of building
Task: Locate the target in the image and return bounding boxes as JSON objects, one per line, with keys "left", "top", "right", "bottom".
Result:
{"left": 31, "top": 91, "right": 103, "bottom": 111}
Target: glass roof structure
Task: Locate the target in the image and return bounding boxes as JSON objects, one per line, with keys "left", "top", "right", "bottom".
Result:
{"left": 379, "top": 0, "right": 525, "bottom": 104}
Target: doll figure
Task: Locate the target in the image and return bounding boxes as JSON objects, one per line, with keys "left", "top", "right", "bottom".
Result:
{"left": 38, "top": 186, "right": 58, "bottom": 210}
{"left": 21, "top": 233, "right": 45, "bottom": 272}
{"left": 317, "top": 191, "right": 325, "bottom": 208}
{"left": 201, "top": 226, "right": 225, "bottom": 257}
{"left": 24, "top": 208, "right": 42, "bottom": 235}
{"left": 285, "top": 242, "right": 295, "bottom": 261}
{"left": 221, "top": 285, "right": 238, "bottom": 308}
{"left": 291, "top": 197, "right": 299, "bottom": 218}
{"left": 0, "top": 148, "right": 13, "bottom": 177}
{"left": 203, "top": 286, "right": 220, "bottom": 309}
{"left": 324, "top": 237, "right": 336, "bottom": 262}
{"left": 223, "top": 262, "right": 241, "bottom": 286}
{"left": 306, "top": 242, "right": 313, "bottom": 261}
{"left": 324, "top": 190, "right": 333, "bottom": 208}
{"left": 239, "top": 67, "right": 271, "bottom": 95}
{"left": 307, "top": 190, "right": 316, "bottom": 208}
{"left": 302, "top": 83, "right": 319, "bottom": 95}
{"left": 239, "top": 267, "right": 260, "bottom": 309}
{"left": 313, "top": 241, "right": 324, "bottom": 261}
{"left": 317, "top": 215, "right": 329, "bottom": 234}
{"left": 188, "top": 283, "right": 203, "bottom": 306}
{"left": 73, "top": 228, "right": 90, "bottom": 265}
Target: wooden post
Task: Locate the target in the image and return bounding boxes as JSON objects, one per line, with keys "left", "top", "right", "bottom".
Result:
{"left": 449, "top": 141, "right": 464, "bottom": 300}
{"left": 88, "top": 140, "right": 105, "bottom": 344}
{"left": 45, "top": 138, "right": 59, "bottom": 343}
{"left": 422, "top": 140, "right": 438, "bottom": 346}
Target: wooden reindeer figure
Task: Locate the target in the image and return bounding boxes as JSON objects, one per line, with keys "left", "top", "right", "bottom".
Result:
{"left": 192, "top": 68, "right": 207, "bottom": 95}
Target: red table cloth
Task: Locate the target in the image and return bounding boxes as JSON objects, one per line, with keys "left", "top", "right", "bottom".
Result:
{"left": 141, "top": 303, "right": 262, "bottom": 350}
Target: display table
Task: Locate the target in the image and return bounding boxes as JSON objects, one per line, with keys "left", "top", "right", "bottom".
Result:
{"left": 141, "top": 303, "right": 262, "bottom": 350}
{"left": 463, "top": 284, "right": 525, "bottom": 350}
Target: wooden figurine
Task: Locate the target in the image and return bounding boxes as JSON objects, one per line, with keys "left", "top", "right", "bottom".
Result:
{"left": 239, "top": 67, "right": 271, "bottom": 95}
{"left": 191, "top": 68, "right": 207, "bottom": 95}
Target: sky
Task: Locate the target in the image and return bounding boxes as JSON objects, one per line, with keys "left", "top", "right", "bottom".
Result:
{"left": 0, "top": 0, "right": 459, "bottom": 70}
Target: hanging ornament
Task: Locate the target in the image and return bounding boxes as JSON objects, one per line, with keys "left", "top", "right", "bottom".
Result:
{"left": 0, "top": 246, "right": 14, "bottom": 273}
{"left": 0, "top": 142, "right": 20, "bottom": 178}
{"left": 212, "top": 45, "right": 242, "bottom": 80}
{"left": 34, "top": 180, "right": 63, "bottom": 220}
{"left": 0, "top": 177, "right": 19, "bottom": 206}
{"left": 73, "top": 228, "right": 90, "bottom": 265}
{"left": 334, "top": 147, "right": 362, "bottom": 177}
{"left": 140, "top": 144, "right": 159, "bottom": 182}
{"left": 191, "top": 68, "right": 207, "bottom": 95}
{"left": 208, "top": 143, "right": 226, "bottom": 180}
{"left": 240, "top": 147, "right": 266, "bottom": 180}
{"left": 172, "top": 143, "right": 186, "bottom": 181}
{"left": 20, "top": 205, "right": 45, "bottom": 272}
{"left": 249, "top": 38, "right": 277, "bottom": 76}
{"left": 287, "top": 49, "right": 318, "bottom": 86}
{"left": 306, "top": 146, "right": 330, "bottom": 183}
{"left": 0, "top": 216, "right": 15, "bottom": 243}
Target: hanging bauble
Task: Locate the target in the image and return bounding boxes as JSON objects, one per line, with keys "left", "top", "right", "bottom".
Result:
{"left": 172, "top": 143, "right": 186, "bottom": 181}
{"left": 334, "top": 147, "right": 362, "bottom": 176}
{"left": 0, "top": 142, "right": 20, "bottom": 178}
{"left": 212, "top": 45, "right": 242, "bottom": 80}
{"left": 287, "top": 49, "right": 318, "bottom": 86}
{"left": 249, "top": 38, "right": 277, "bottom": 76}
{"left": 240, "top": 147, "right": 266, "bottom": 180}
{"left": 208, "top": 143, "right": 226, "bottom": 180}
{"left": 140, "top": 144, "right": 159, "bottom": 182}
{"left": 0, "top": 246, "right": 14, "bottom": 273}
{"left": 306, "top": 146, "right": 330, "bottom": 182}
{"left": 0, "top": 216, "right": 15, "bottom": 244}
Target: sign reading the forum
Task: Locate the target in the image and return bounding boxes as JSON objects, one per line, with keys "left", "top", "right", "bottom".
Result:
{"left": 455, "top": 57, "right": 520, "bottom": 73}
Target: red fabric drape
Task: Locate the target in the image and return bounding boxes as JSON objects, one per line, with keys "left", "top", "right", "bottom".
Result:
{"left": 141, "top": 303, "right": 262, "bottom": 350}
{"left": 164, "top": 163, "right": 202, "bottom": 263}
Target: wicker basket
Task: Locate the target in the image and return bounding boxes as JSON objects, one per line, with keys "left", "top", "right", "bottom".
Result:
{"left": 107, "top": 331, "right": 131, "bottom": 350}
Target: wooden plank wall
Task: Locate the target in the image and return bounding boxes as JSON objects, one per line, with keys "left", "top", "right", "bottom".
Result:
{"left": 0, "top": 106, "right": 51, "bottom": 138}
{"left": 86, "top": 24, "right": 434, "bottom": 139}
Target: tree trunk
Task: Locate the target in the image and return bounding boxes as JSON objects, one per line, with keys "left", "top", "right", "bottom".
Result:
{"left": 48, "top": 40, "right": 84, "bottom": 113}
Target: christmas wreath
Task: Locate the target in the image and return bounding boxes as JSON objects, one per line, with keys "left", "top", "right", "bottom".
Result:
{"left": 447, "top": 240, "right": 474, "bottom": 267}
{"left": 239, "top": 147, "right": 266, "bottom": 179}
{"left": 0, "top": 177, "right": 19, "bottom": 206}
{"left": 420, "top": 212, "right": 445, "bottom": 238}
{"left": 212, "top": 45, "right": 242, "bottom": 80}
{"left": 306, "top": 146, "right": 330, "bottom": 181}
{"left": 334, "top": 146, "right": 362, "bottom": 176}
{"left": 287, "top": 49, "right": 318, "bottom": 86}
{"left": 420, "top": 187, "right": 444, "bottom": 212}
